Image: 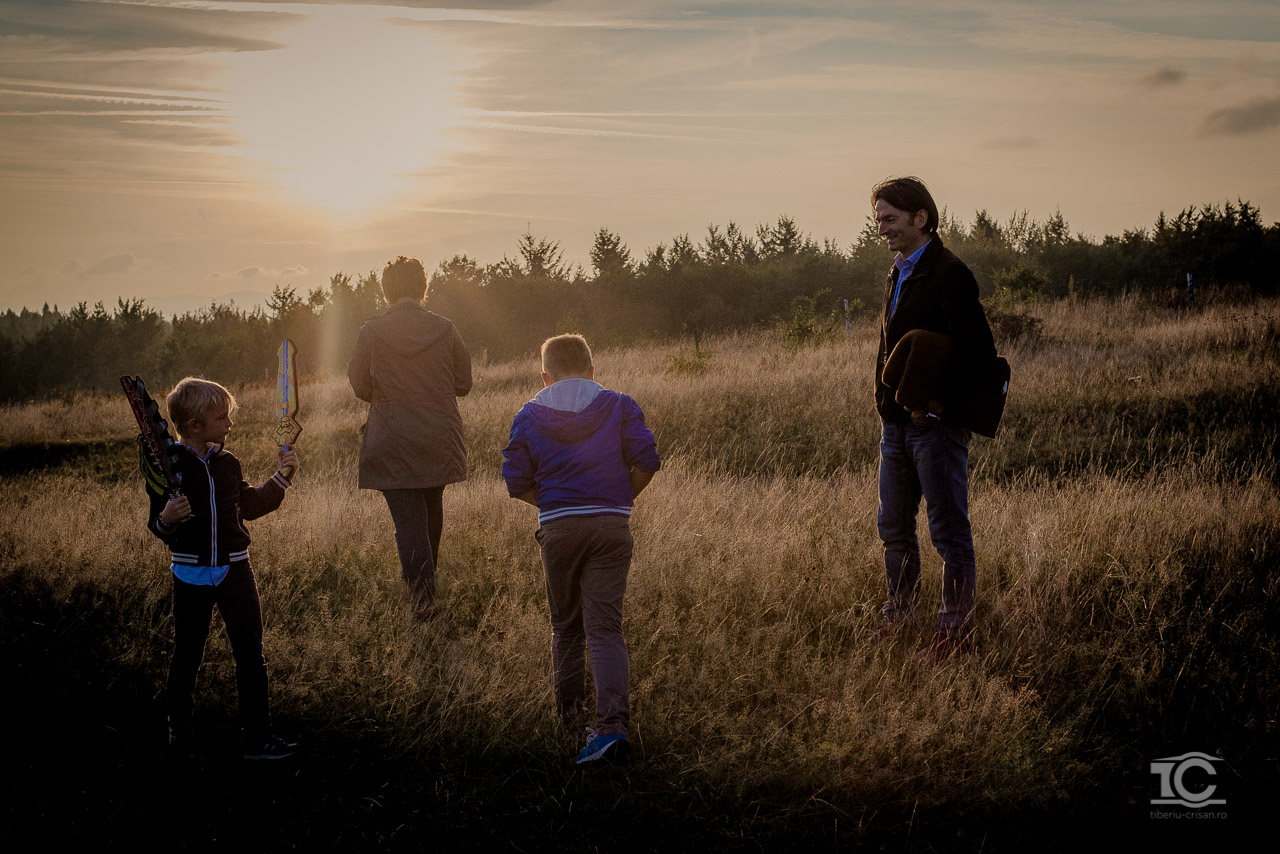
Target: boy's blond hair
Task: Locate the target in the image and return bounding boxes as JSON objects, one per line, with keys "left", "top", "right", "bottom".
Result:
{"left": 541, "top": 334, "right": 593, "bottom": 381}
{"left": 381, "top": 255, "right": 427, "bottom": 303}
{"left": 167, "top": 377, "right": 236, "bottom": 438}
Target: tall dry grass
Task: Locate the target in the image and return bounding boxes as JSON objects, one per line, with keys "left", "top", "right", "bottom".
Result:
{"left": 1, "top": 292, "right": 1276, "bottom": 847}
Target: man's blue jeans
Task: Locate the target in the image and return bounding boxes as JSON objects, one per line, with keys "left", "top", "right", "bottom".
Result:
{"left": 877, "top": 419, "right": 977, "bottom": 638}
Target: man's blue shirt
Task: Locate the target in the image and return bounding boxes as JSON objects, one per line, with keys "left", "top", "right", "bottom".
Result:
{"left": 890, "top": 239, "right": 932, "bottom": 318}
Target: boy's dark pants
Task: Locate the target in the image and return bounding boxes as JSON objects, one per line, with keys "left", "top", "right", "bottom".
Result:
{"left": 168, "top": 561, "right": 270, "bottom": 739}
{"left": 537, "top": 515, "right": 633, "bottom": 737}
{"left": 382, "top": 486, "right": 446, "bottom": 608}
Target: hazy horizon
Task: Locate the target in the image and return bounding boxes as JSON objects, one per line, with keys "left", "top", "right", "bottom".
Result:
{"left": 2, "top": 0, "right": 1278, "bottom": 317}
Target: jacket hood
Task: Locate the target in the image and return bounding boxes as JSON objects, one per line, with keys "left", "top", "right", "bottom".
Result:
{"left": 366, "top": 302, "right": 456, "bottom": 358}
{"left": 534, "top": 378, "right": 603, "bottom": 414}
{"left": 522, "top": 384, "right": 620, "bottom": 445}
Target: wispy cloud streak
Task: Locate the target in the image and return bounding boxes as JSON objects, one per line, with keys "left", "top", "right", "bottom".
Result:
{"left": 463, "top": 120, "right": 762, "bottom": 145}
{"left": 1140, "top": 65, "right": 1188, "bottom": 88}
{"left": 1199, "top": 96, "right": 1280, "bottom": 136}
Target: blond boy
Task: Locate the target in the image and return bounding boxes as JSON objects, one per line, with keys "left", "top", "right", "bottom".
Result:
{"left": 147, "top": 377, "right": 299, "bottom": 759}
{"left": 501, "top": 335, "right": 660, "bottom": 764}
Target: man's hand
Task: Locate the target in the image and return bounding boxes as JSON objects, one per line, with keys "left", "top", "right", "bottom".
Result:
{"left": 910, "top": 409, "right": 940, "bottom": 427}
{"left": 910, "top": 399, "right": 945, "bottom": 427}
{"left": 160, "top": 495, "right": 192, "bottom": 526}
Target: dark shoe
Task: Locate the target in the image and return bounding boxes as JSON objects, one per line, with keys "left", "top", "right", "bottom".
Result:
{"left": 167, "top": 718, "right": 195, "bottom": 759}
{"left": 869, "top": 620, "right": 911, "bottom": 645}
{"left": 243, "top": 734, "right": 299, "bottom": 760}
{"left": 914, "top": 633, "right": 974, "bottom": 663}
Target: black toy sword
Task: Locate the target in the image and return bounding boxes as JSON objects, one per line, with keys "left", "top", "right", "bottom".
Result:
{"left": 120, "top": 375, "right": 183, "bottom": 497}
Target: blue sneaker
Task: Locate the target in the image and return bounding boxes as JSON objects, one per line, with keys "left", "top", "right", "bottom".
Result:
{"left": 572, "top": 731, "right": 628, "bottom": 765}
{"left": 243, "top": 734, "right": 299, "bottom": 760}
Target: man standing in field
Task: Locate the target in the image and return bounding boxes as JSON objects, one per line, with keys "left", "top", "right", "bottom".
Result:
{"left": 869, "top": 176, "right": 996, "bottom": 660}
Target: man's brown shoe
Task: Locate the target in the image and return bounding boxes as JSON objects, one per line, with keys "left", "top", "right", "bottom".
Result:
{"left": 914, "top": 632, "right": 974, "bottom": 662}
{"left": 869, "top": 620, "right": 911, "bottom": 645}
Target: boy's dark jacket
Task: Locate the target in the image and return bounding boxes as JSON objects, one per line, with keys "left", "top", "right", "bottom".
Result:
{"left": 147, "top": 444, "right": 289, "bottom": 566}
{"left": 876, "top": 236, "right": 996, "bottom": 425}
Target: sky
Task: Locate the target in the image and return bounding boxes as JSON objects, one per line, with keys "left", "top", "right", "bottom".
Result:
{"left": 1, "top": 0, "right": 1279, "bottom": 317}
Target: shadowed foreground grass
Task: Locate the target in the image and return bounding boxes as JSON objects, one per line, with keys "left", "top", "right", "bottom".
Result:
{"left": 1, "top": 294, "right": 1276, "bottom": 850}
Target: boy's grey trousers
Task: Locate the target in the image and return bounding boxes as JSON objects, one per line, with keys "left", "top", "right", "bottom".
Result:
{"left": 536, "top": 514, "right": 633, "bottom": 736}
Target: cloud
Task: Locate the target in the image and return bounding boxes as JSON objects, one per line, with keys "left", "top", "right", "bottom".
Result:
{"left": 1209, "top": 53, "right": 1261, "bottom": 87}
{"left": 1199, "top": 96, "right": 1280, "bottom": 136}
{"left": 193, "top": 0, "right": 553, "bottom": 10}
{"left": 464, "top": 118, "right": 758, "bottom": 145}
{"left": 1140, "top": 65, "right": 1187, "bottom": 88}
{"left": 0, "top": 0, "right": 290, "bottom": 56}
{"left": 117, "top": 118, "right": 240, "bottom": 148}
{"left": 210, "top": 264, "right": 312, "bottom": 280}
{"left": 980, "top": 135, "right": 1039, "bottom": 150}
{"left": 965, "top": 12, "right": 1280, "bottom": 64}
{"left": 0, "top": 79, "right": 226, "bottom": 107}
{"left": 77, "top": 251, "right": 145, "bottom": 277}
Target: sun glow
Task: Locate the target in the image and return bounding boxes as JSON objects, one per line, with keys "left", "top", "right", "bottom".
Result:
{"left": 226, "top": 8, "right": 462, "bottom": 214}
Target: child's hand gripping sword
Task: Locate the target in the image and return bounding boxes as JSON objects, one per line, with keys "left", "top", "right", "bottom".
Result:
{"left": 271, "top": 339, "right": 302, "bottom": 480}
{"left": 120, "top": 375, "right": 184, "bottom": 499}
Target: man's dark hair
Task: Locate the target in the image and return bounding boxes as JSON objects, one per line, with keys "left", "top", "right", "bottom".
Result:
{"left": 871, "top": 176, "right": 939, "bottom": 235}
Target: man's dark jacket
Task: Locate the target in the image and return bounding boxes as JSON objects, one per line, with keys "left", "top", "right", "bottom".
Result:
{"left": 876, "top": 236, "right": 996, "bottom": 425}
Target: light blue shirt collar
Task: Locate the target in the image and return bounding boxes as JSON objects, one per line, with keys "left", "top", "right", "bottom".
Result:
{"left": 894, "top": 239, "right": 932, "bottom": 283}
{"left": 889, "top": 239, "right": 931, "bottom": 317}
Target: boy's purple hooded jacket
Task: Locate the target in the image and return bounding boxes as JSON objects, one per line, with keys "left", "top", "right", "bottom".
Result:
{"left": 502, "top": 379, "right": 660, "bottom": 524}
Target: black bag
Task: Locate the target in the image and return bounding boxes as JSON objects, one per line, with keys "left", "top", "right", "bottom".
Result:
{"left": 959, "top": 356, "right": 1010, "bottom": 438}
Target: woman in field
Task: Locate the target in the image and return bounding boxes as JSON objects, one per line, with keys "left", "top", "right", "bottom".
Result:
{"left": 348, "top": 256, "right": 473, "bottom": 617}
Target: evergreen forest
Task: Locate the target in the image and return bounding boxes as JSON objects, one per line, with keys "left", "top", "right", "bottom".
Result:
{"left": 2, "top": 200, "right": 1277, "bottom": 401}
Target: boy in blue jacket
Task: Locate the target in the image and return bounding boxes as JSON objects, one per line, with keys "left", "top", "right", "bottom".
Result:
{"left": 502, "top": 334, "right": 660, "bottom": 764}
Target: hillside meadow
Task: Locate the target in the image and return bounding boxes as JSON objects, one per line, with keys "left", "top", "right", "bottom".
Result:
{"left": 1, "top": 293, "right": 1276, "bottom": 850}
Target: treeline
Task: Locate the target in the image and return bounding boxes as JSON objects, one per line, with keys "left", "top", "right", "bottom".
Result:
{"left": 2, "top": 201, "right": 1277, "bottom": 401}
{"left": 0, "top": 272, "right": 381, "bottom": 401}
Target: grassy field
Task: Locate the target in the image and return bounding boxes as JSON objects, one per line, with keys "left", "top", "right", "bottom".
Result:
{"left": 2, "top": 293, "right": 1277, "bottom": 851}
